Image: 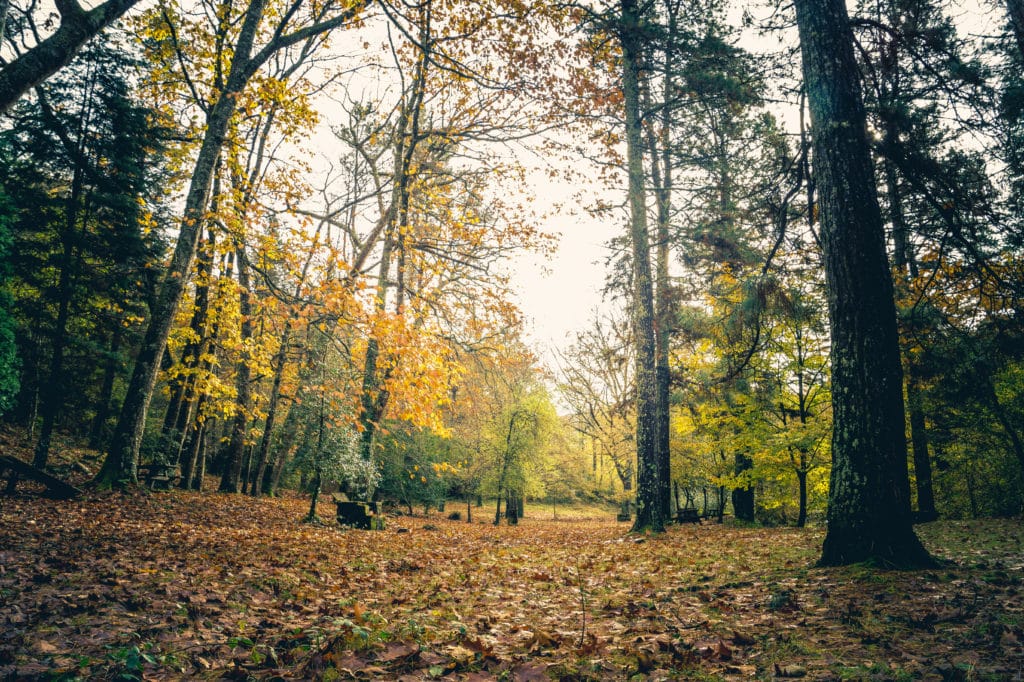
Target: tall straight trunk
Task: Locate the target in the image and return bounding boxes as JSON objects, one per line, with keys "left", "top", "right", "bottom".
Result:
{"left": 620, "top": 0, "right": 662, "bottom": 533}
{"left": 794, "top": 0, "right": 931, "bottom": 567}
{"left": 34, "top": 162, "right": 84, "bottom": 468}
{"left": 88, "top": 325, "right": 122, "bottom": 449}
{"left": 880, "top": 44, "right": 938, "bottom": 522}
{"left": 642, "top": 21, "right": 675, "bottom": 523}
{"left": 220, "top": 246, "right": 254, "bottom": 493}
{"left": 94, "top": 0, "right": 270, "bottom": 487}
{"left": 159, "top": 230, "right": 214, "bottom": 462}
{"left": 251, "top": 325, "right": 290, "bottom": 495}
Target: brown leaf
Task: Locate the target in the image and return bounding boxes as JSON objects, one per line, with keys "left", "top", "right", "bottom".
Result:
{"left": 731, "top": 629, "right": 756, "bottom": 646}
{"left": 378, "top": 643, "right": 418, "bottom": 662}
{"left": 512, "top": 662, "right": 549, "bottom": 681}
{"left": 774, "top": 663, "right": 807, "bottom": 678}
{"left": 526, "top": 629, "right": 561, "bottom": 651}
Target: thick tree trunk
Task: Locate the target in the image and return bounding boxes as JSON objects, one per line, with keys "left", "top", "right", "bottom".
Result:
{"left": 620, "top": 0, "right": 663, "bottom": 534}
{"left": 0, "top": 0, "right": 142, "bottom": 113}
{"left": 794, "top": 0, "right": 931, "bottom": 567}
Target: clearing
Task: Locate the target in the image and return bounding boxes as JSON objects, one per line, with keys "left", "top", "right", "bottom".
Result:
{"left": 0, "top": 491, "right": 1022, "bottom": 680}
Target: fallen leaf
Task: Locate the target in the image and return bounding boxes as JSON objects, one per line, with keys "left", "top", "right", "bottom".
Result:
{"left": 774, "top": 662, "right": 807, "bottom": 678}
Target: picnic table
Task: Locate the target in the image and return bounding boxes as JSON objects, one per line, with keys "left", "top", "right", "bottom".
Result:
{"left": 137, "top": 463, "right": 181, "bottom": 490}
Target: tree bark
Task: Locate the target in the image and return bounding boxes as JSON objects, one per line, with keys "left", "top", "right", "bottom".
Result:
{"left": 0, "top": 0, "right": 142, "bottom": 113}
{"left": 618, "top": 0, "right": 659, "bottom": 532}
{"left": 643, "top": 46, "right": 674, "bottom": 524}
{"left": 794, "top": 0, "right": 932, "bottom": 567}
{"left": 620, "top": 0, "right": 663, "bottom": 533}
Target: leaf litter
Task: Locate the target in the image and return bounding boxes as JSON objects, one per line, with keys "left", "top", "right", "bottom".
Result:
{"left": 0, "top": 490, "right": 1022, "bottom": 680}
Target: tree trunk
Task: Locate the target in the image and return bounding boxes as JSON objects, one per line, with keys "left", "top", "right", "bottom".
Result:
{"left": 88, "top": 325, "right": 122, "bottom": 450}
{"left": 907, "top": 374, "right": 937, "bottom": 521}
{"left": 0, "top": 0, "right": 142, "bottom": 114}
{"left": 305, "top": 470, "right": 322, "bottom": 523}
{"left": 641, "top": 12, "right": 675, "bottom": 524}
{"left": 732, "top": 453, "right": 755, "bottom": 522}
{"left": 220, "top": 247, "right": 254, "bottom": 493}
{"left": 796, "top": 464, "right": 808, "bottom": 528}
{"left": 620, "top": 0, "right": 663, "bottom": 534}
{"left": 882, "top": 88, "right": 938, "bottom": 524}
{"left": 178, "top": 415, "right": 205, "bottom": 490}
{"left": 159, "top": 230, "right": 214, "bottom": 463}
{"left": 251, "top": 324, "right": 290, "bottom": 495}
{"left": 33, "top": 162, "right": 84, "bottom": 469}
{"left": 794, "top": 0, "right": 931, "bottom": 567}
{"left": 94, "top": 0, "right": 269, "bottom": 487}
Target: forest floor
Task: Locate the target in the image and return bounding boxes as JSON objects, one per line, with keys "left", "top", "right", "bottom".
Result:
{"left": 0, "top": 453, "right": 1022, "bottom": 680}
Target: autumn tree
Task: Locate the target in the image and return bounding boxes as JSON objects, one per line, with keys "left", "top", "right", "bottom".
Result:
{"left": 95, "top": 0, "right": 369, "bottom": 486}
{"left": 448, "top": 345, "right": 556, "bottom": 525}
{"left": 794, "top": 0, "right": 932, "bottom": 566}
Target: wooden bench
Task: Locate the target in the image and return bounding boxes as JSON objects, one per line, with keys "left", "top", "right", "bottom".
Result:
{"left": 676, "top": 507, "right": 701, "bottom": 524}
{"left": 137, "top": 463, "right": 181, "bottom": 490}
{"left": 0, "top": 455, "right": 81, "bottom": 499}
{"left": 334, "top": 493, "right": 384, "bottom": 529}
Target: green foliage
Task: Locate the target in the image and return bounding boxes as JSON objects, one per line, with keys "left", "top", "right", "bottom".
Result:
{"left": 376, "top": 424, "right": 461, "bottom": 511}
{"left": 0, "top": 191, "right": 20, "bottom": 417}
{"left": 0, "top": 31, "right": 169, "bottom": 427}
{"left": 292, "top": 418, "right": 379, "bottom": 499}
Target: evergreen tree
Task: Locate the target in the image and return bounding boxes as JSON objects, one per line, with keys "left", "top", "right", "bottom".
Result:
{"left": 0, "top": 33, "right": 168, "bottom": 465}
